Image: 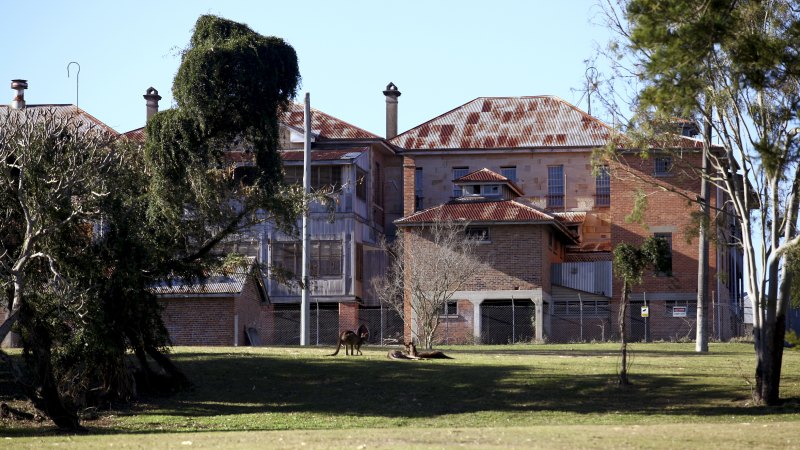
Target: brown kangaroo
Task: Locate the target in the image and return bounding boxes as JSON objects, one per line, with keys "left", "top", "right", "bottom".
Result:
{"left": 329, "top": 324, "right": 369, "bottom": 356}
{"left": 387, "top": 349, "right": 418, "bottom": 360}
{"left": 405, "top": 342, "right": 453, "bottom": 359}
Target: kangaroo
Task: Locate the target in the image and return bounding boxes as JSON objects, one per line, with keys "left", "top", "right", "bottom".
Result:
{"left": 329, "top": 324, "right": 369, "bottom": 356}
{"left": 387, "top": 349, "right": 418, "bottom": 360}
{"left": 405, "top": 342, "right": 453, "bottom": 359}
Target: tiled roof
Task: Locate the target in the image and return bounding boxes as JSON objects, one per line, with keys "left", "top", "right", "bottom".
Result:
{"left": 554, "top": 211, "right": 587, "bottom": 225}
{"left": 396, "top": 198, "right": 556, "bottom": 225}
{"left": 281, "top": 147, "right": 368, "bottom": 162}
{"left": 455, "top": 168, "right": 525, "bottom": 196}
{"left": 564, "top": 251, "right": 613, "bottom": 262}
{"left": 0, "top": 104, "right": 118, "bottom": 136}
{"left": 283, "top": 103, "right": 378, "bottom": 140}
{"left": 391, "top": 96, "right": 612, "bottom": 150}
{"left": 455, "top": 168, "right": 509, "bottom": 183}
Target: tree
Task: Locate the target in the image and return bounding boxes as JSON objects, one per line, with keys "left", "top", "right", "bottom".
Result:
{"left": 599, "top": 0, "right": 800, "bottom": 404}
{"left": 613, "top": 236, "right": 671, "bottom": 385}
{"left": 0, "top": 15, "right": 303, "bottom": 430}
{"left": 373, "top": 219, "right": 485, "bottom": 349}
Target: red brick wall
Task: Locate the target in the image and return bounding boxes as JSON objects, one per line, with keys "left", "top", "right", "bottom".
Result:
{"left": 160, "top": 297, "right": 235, "bottom": 346}
{"left": 434, "top": 299, "right": 474, "bottom": 344}
{"left": 338, "top": 302, "right": 359, "bottom": 333}
{"left": 234, "top": 278, "right": 265, "bottom": 345}
{"left": 610, "top": 152, "right": 722, "bottom": 340}
{"left": 402, "top": 156, "right": 416, "bottom": 217}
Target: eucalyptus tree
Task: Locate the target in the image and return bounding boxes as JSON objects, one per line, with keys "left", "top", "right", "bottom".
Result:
{"left": 599, "top": 0, "right": 800, "bottom": 404}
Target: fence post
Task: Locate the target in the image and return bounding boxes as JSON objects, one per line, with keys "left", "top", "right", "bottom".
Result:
{"left": 380, "top": 302, "right": 385, "bottom": 346}
{"left": 511, "top": 297, "right": 516, "bottom": 344}
{"left": 578, "top": 293, "right": 583, "bottom": 342}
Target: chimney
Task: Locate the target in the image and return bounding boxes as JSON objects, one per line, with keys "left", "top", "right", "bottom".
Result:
{"left": 143, "top": 87, "right": 162, "bottom": 121}
{"left": 10, "top": 79, "right": 28, "bottom": 109}
{"left": 383, "top": 82, "right": 401, "bottom": 139}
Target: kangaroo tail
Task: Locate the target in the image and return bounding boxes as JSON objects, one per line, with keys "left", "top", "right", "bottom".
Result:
{"left": 328, "top": 342, "right": 342, "bottom": 356}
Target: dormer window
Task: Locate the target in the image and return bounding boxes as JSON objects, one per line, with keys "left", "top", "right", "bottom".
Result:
{"left": 482, "top": 184, "right": 500, "bottom": 197}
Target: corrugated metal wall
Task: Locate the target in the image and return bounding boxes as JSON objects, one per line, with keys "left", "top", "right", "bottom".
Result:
{"left": 551, "top": 261, "right": 612, "bottom": 297}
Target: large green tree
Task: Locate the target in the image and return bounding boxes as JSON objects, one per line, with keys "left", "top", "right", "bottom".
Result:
{"left": 601, "top": 0, "right": 800, "bottom": 404}
{"left": 0, "top": 15, "right": 302, "bottom": 429}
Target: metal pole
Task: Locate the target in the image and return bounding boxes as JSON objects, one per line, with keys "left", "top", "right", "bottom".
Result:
{"left": 511, "top": 296, "right": 516, "bottom": 344}
{"left": 644, "top": 292, "right": 648, "bottom": 342}
{"left": 579, "top": 293, "right": 583, "bottom": 342}
{"left": 300, "top": 93, "right": 312, "bottom": 346}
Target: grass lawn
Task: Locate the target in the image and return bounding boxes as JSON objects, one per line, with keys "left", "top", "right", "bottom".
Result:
{"left": 2, "top": 342, "right": 799, "bottom": 448}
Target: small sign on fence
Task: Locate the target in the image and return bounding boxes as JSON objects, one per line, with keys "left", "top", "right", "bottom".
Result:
{"left": 672, "top": 306, "right": 687, "bottom": 317}
{"left": 640, "top": 306, "right": 649, "bottom": 317}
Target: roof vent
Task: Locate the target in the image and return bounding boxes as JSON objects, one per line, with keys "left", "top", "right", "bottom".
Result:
{"left": 10, "top": 79, "right": 28, "bottom": 110}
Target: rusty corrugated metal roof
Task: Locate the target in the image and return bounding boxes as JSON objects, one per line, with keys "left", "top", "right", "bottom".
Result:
{"left": 122, "top": 126, "right": 145, "bottom": 143}
{"left": 390, "top": 96, "right": 613, "bottom": 150}
{"left": 1, "top": 104, "right": 119, "bottom": 136}
{"left": 283, "top": 103, "right": 378, "bottom": 140}
{"left": 281, "top": 147, "right": 368, "bottom": 162}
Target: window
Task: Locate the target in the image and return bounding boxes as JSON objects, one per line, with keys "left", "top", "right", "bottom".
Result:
{"left": 595, "top": 166, "right": 610, "bottom": 207}
{"left": 272, "top": 241, "right": 301, "bottom": 275}
{"left": 500, "top": 166, "right": 517, "bottom": 181}
{"left": 216, "top": 236, "right": 260, "bottom": 258}
{"left": 553, "top": 300, "right": 610, "bottom": 316}
{"left": 654, "top": 156, "right": 672, "bottom": 176}
{"left": 466, "top": 226, "right": 490, "bottom": 242}
{"left": 271, "top": 240, "right": 343, "bottom": 278}
{"left": 415, "top": 167, "right": 424, "bottom": 211}
{"left": 547, "top": 165, "right": 564, "bottom": 209}
{"left": 482, "top": 184, "right": 500, "bottom": 197}
{"left": 653, "top": 232, "right": 673, "bottom": 276}
{"left": 355, "top": 166, "right": 367, "bottom": 201}
{"left": 284, "top": 165, "right": 343, "bottom": 190}
{"left": 441, "top": 301, "right": 458, "bottom": 317}
{"left": 453, "top": 167, "right": 469, "bottom": 197}
{"left": 311, "top": 240, "right": 343, "bottom": 278}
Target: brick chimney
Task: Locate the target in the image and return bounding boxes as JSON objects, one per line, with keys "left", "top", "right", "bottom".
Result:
{"left": 383, "top": 82, "right": 401, "bottom": 139}
{"left": 143, "top": 87, "right": 161, "bottom": 121}
{"left": 10, "top": 79, "right": 28, "bottom": 109}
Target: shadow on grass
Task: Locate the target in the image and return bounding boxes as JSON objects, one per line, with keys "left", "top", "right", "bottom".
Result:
{"left": 3, "top": 347, "right": 798, "bottom": 437}
{"left": 127, "top": 351, "right": 796, "bottom": 419}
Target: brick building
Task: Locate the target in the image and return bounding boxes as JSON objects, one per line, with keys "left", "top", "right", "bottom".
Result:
{"left": 391, "top": 95, "right": 746, "bottom": 344}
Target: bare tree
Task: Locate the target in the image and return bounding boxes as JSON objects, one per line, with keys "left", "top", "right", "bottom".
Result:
{"left": 373, "top": 218, "right": 485, "bottom": 349}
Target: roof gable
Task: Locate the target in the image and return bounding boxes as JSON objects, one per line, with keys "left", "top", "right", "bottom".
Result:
{"left": 390, "top": 96, "right": 612, "bottom": 150}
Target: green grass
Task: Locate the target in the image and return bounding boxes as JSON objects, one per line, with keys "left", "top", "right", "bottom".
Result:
{"left": 2, "top": 343, "right": 800, "bottom": 448}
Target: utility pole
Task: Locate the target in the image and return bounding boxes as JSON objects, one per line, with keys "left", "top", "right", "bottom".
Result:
{"left": 300, "top": 93, "right": 312, "bottom": 346}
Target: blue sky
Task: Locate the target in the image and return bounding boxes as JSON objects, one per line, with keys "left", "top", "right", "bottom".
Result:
{"left": 4, "top": 0, "right": 612, "bottom": 136}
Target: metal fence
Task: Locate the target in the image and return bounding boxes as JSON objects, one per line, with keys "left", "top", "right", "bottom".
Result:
{"left": 548, "top": 300, "right": 752, "bottom": 343}
{"left": 269, "top": 304, "right": 403, "bottom": 346}
{"left": 258, "top": 300, "right": 753, "bottom": 346}
{"left": 480, "top": 302, "right": 536, "bottom": 344}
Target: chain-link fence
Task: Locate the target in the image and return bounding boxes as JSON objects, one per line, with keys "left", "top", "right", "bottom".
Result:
{"left": 480, "top": 301, "right": 536, "bottom": 344}
{"left": 253, "top": 299, "right": 753, "bottom": 346}
{"left": 268, "top": 304, "right": 403, "bottom": 346}
{"left": 548, "top": 299, "right": 752, "bottom": 343}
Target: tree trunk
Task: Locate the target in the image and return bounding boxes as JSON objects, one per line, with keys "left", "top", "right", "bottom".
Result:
{"left": 696, "top": 117, "right": 711, "bottom": 352}
{"left": 618, "top": 280, "right": 631, "bottom": 385}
